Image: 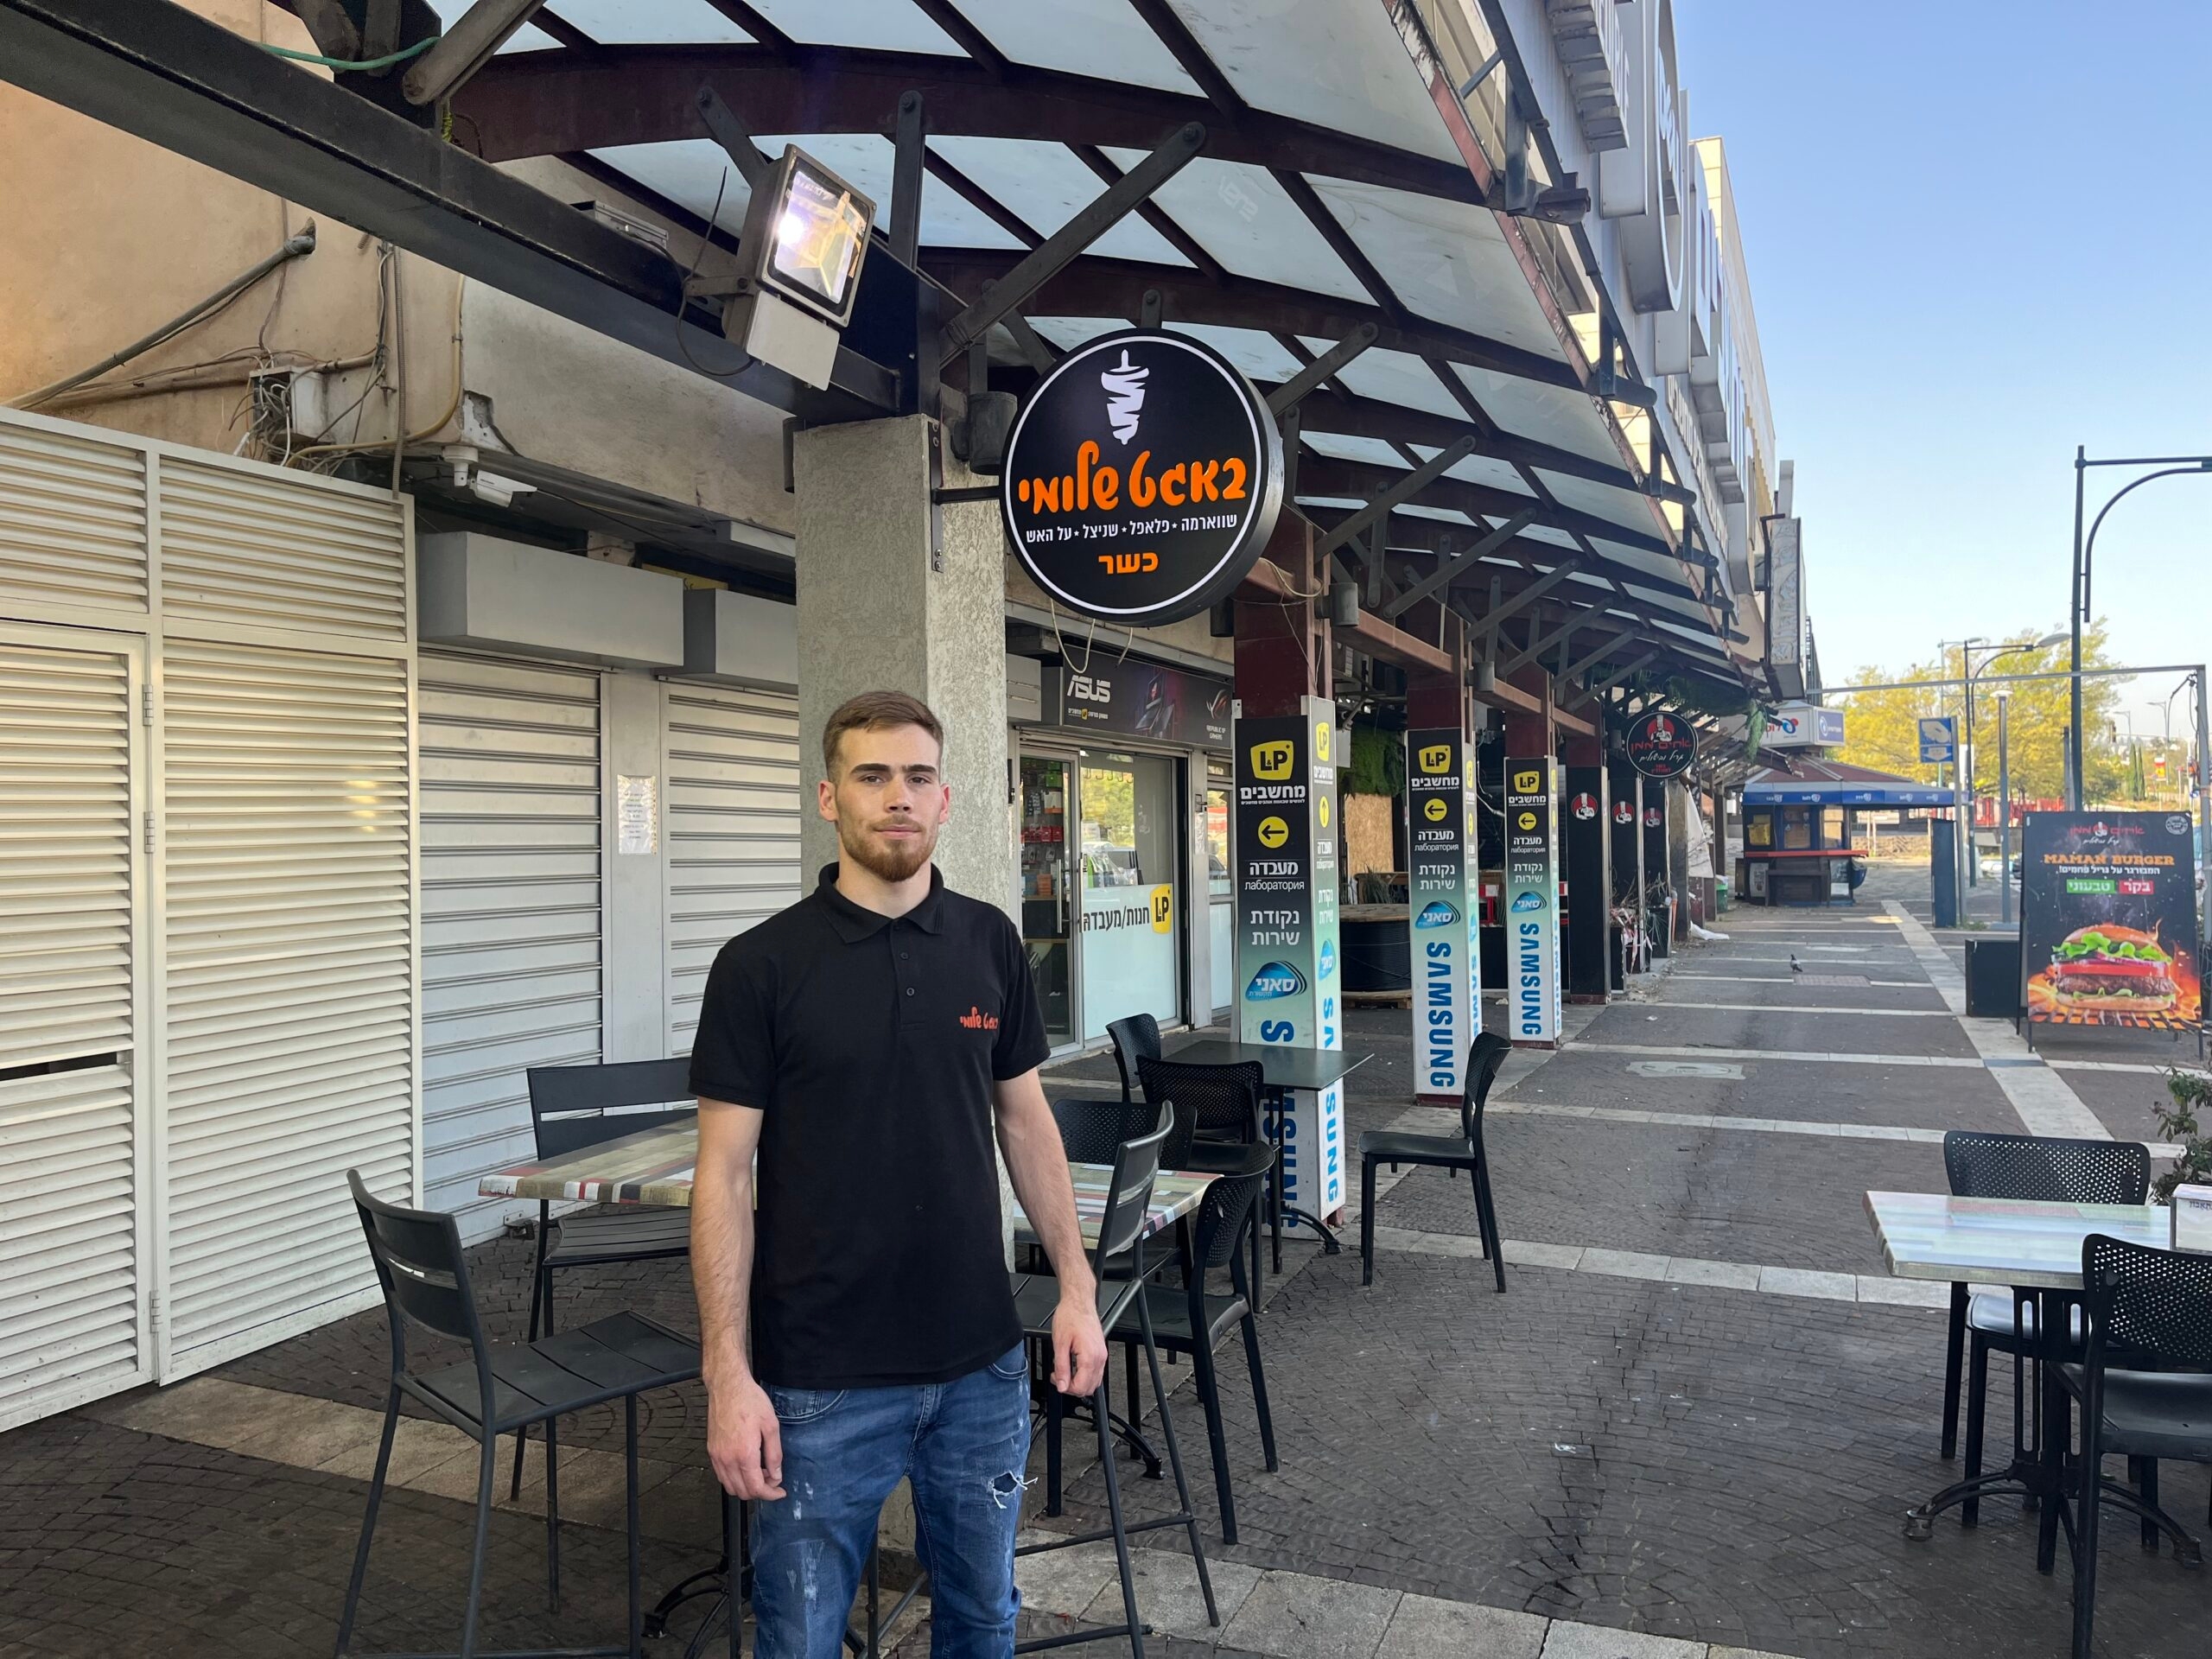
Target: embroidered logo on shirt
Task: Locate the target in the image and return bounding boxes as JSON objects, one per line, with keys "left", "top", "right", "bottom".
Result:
{"left": 959, "top": 1007, "right": 1000, "bottom": 1031}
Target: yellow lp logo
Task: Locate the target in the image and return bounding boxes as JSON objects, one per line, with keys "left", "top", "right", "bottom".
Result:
{"left": 1313, "top": 722, "right": 1331, "bottom": 761}
{"left": 1256, "top": 815, "right": 1289, "bottom": 849}
{"left": 1516, "top": 810, "right": 1537, "bottom": 830}
{"left": 1149, "top": 885, "right": 1173, "bottom": 933}
{"left": 1249, "top": 741, "right": 1294, "bottom": 781}
{"left": 1423, "top": 797, "right": 1448, "bottom": 823}
{"left": 1417, "top": 743, "right": 1452, "bottom": 774}
{"left": 1317, "top": 795, "right": 1331, "bottom": 830}
{"left": 1511, "top": 768, "right": 1541, "bottom": 795}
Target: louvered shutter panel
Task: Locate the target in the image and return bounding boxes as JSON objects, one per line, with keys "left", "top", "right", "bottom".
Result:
{"left": 662, "top": 684, "right": 802, "bottom": 1054}
{"left": 0, "top": 639, "right": 146, "bottom": 1428}
{"left": 419, "top": 652, "right": 603, "bottom": 1241}
{"left": 161, "top": 642, "right": 415, "bottom": 1370}
{"left": 159, "top": 458, "right": 408, "bottom": 641}
{"left": 0, "top": 419, "right": 149, "bottom": 619}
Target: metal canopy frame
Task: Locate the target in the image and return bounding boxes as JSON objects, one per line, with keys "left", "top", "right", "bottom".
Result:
{"left": 1, "top": 0, "right": 1752, "bottom": 690}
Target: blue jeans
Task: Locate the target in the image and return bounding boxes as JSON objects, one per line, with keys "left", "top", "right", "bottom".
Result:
{"left": 752, "top": 1344, "right": 1033, "bottom": 1659}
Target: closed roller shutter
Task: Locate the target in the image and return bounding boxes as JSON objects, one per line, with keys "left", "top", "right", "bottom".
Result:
{"left": 661, "top": 683, "right": 802, "bottom": 1054}
{"left": 0, "top": 638, "right": 147, "bottom": 1430}
{"left": 418, "top": 652, "right": 602, "bottom": 1242}
{"left": 161, "top": 641, "right": 415, "bottom": 1371}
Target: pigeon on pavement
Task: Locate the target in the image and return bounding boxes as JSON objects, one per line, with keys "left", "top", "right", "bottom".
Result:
{"left": 1789, "top": 954, "right": 1804, "bottom": 974}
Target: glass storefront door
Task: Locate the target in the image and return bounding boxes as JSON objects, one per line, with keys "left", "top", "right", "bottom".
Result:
{"left": 1077, "top": 748, "right": 1182, "bottom": 1040}
{"left": 1205, "top": 772, "right": 1233, "bottom": 1014}
{"left": 1017, "top": 753, "right": 1076, "bottom": 1048}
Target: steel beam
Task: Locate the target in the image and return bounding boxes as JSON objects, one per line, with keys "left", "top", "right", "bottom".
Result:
{"left": 456, "top": 46, "right": 1485, "bottom": 203}
{"left": 888, "top": 90, "right": 926, "bottom": 268}
{"left": 1378, "top": 509, "right": 1536, "bottom": 620}
{"left": 1297, "top": 454, "right": 1671, "bottom": 558}
{"left": 1498, "top": 610, "right": 1592, "bottom": 677}
{"left": 695, "top": 85, "right": 772, "bottom": 189}
{"left": 0, "top": 0, "right": 899, "bottom": 421}
{"left": 403, "top": 0, "right": 546, "bottom": 105}
{"left": 1582, "top": 651, "right": 1659, "bottom": 700}
{"left": 1459, "top": 556, "right": 1584, "bottom": 641}
{"left": 1317, "top": 436, "right": 1478, "bottom": 555}
{"left": 1265, "top": 324, "right": 1378, "bottom": 416}
{"left": 1559, "top": 625, "right": 1640, "bottom": 685}
{"left": 920, "top": 251, "right": 1581, "bottom": 391}
{"left": 939, "top": 124, "right": 1206, "bottom": 357}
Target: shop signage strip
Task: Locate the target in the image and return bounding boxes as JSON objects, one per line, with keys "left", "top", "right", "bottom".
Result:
{"left": 1407, "top": 728, "right": 1477, "bottom": 1096}
{"left": 1505, "top": 756, "right": 1561, "bottom": 1046}
{"left": 1054, "top": 660, "right": 1232, "bottom": 747}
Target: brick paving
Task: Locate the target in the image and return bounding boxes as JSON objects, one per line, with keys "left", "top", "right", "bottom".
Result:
{"left": 3, "top": 861, "right": 2208, "bottom": 1657}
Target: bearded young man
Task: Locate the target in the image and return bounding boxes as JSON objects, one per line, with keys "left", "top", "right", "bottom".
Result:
{"left": 689, "top": 690, "right": 1106, "bottom": 1659}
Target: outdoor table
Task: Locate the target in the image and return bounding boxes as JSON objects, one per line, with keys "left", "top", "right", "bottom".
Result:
{"left": 480, "top": 1121, "right": 1216, "bottom": 1245}
{"left": 1864, "top": 1191, "right": 2199, "bottom": 1570}
{"left": 1163, "top": 1036, "right": 1371, "bottom": 1262}
{"left": 480, "top": 1129, "right": 1216, "bottom": 1658}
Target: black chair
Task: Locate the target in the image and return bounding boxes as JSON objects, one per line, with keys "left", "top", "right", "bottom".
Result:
{"left": 2063, "top": 1233, "right": 2212, "bottom": 1658}
{"left": 1106, "top": 1013, "right": 1162, "bottom": 1104}
{"left": 337, "top": 1171, "right": 701, "bottom": 1659}
{"left": 1937, "top": 1131, "right": 2150, "bottom": 1520}
{"left": 512, "top": 1058, "right": 696, "bottom": 1499}
{"left": 1052, "top": 1094, "right": 1163, "bottom": 1166}
{"left": 1107, "top": 1141, "right": 1278, "bottom": 1544}
{"left": 1011, "top": 1107, "right": 1217, "bottom": 1657}
{"left": 1135, "top": 1055, "right": 1269, "bottom": 1286}
{"left": 1358, "top": 1032, "right": 1510, "bottom": 1294}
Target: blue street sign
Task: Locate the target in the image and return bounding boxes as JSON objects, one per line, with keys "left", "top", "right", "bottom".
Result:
{"left": 1917, "top": 716, "right": 1957, "bottom": 765}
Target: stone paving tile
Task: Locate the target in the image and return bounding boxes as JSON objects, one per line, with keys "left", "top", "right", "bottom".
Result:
{"left": 1217, "top": 1568, "right": 1402, "bottom": 1658}
{"left": 1077, "top": 1541, "right": 1264, "bottom": 1637}
{"left": 1649, "top": 980, "right": 1950, "bottom": 1011}
{"left": 2050, "top": 1061, "right": 2196, "bottom": 1146}
{"left": 1540, "top": 1619, "right": 1705, "bottom": 1657}
{"left": 1496, "top": 1048, "right": 2022, "bottom": 1134}
{"left": 1577, "top": 1004, "right": 1977, "bottom": 1060}
{"left": 1042, "top": 1246, "right": 2206, "bottom": 1658}
{"left": 1381, "top": 1592, "right": 1548, "bottom": 1657}
{"left": 1376, "top": 1119, "right": 1941, "bottom": 1274}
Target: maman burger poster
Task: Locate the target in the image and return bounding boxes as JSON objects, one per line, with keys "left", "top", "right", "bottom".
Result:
{"left": 2019, "top": 811, "right": 2202, "bottom": 1031}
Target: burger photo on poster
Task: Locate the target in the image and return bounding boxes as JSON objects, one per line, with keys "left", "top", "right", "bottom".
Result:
{"left": 2046, "top": 925, "right": 2180, "bottom": 1014}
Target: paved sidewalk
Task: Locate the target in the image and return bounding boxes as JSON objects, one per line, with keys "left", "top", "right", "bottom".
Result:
{"left": 3, "top": 867, "right": 2206, "bottom": 1658}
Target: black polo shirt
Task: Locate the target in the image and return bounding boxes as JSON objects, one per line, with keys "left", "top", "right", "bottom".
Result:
{"left": 688, "top": 865, "right": 1048, "bottom": 1389}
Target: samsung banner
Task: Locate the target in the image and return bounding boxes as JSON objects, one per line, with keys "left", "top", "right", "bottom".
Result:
{"left": 1233, "top": 700, "right": 1344, "bottom": 1229}
{"left": 1406, "top": 729, "right": 1478, "bottom": 1099}
{"left": 1505, "top": 756, "right": 1562, "bottom": 1046}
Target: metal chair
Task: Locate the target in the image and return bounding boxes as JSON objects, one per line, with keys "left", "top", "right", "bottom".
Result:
{"left": 1135, "top": 1055, "right": 1268, "bottom": 1286}
{"left": 512, "top": 1058, "right": 696, "bottom": 1499}
{"left": 1105, "top": 1013, "right": 1162, "bottom": 1104}
{"left": 1105, "top": 1141, "right": 1278, "bottom": 1544}
{"left": 1937, "top": 1131, "right": 2150, "bottom": 1521}
{"left": 336, "top": 1171, "right": 701, "bottom": 1659}
{"left": 2063, "top": 1232, "right": 2212, "bottom": 1657}
{"left": 1358, "top": 1032, "right": 1510, "bottom": 1294}
{"left": 1011, "top": 1107, "right": 1217, "bottom": 1656}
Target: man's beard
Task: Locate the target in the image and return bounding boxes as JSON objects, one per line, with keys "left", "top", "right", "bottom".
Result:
{"left": 838, "top": 816, "right": 936, "bottom": 882}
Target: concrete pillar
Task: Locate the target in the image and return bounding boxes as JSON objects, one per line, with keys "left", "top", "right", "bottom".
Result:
{"left": 793, "top": 416, "right": 1013, "bottom": 918}
{"left": 1561, "top": 732, "right": 1611, "bottom": 1002}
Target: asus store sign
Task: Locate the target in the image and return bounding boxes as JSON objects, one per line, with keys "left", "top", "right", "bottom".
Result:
{"left": 1001, "top": 329, "right": 1284, "bottom": 626}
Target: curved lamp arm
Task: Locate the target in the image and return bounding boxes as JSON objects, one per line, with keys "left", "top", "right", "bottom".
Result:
{"left": 2083, "top": 465, "right": 2209, "bottom": 619}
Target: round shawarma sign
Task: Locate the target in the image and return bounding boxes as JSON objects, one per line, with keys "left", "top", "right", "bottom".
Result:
{"left": 1624, "top": 709, "right": 1696, "bottom": 779}
{"left": 1001, "top": 329, "right": 1284, "bottom": 626}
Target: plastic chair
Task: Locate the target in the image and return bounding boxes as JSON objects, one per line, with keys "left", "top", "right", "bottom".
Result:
{"left": 2063, "top": 1233, "right": 2212, "bottom": 1657}
{"left": 512, "top": 1058, "right": 696, "bottom": 1498}
{"left": 336, "top": 1171, "right": 700, "bottom": 1659}
{"left": 1010, "top": 1107, "right": 1217, "bottom": 1656}
{"left": 1135, "top": 1055, "right": 1268, "bottom": 1287}
{"left": 1358, "top": 1033, "right": 1510, "bottom": 1293}
{"left": 1937, "top": 1131, "right": 2150, "bottom": 1521}
{"left": 1106, "top": 1141, "right": 1278, "bottom": 1544}
{"left": 1105, "top": 1013, "right": 1162, "bottom": 1104}
{"left": 1051, "top": 1095, "right": 1164, "bottom": 1167}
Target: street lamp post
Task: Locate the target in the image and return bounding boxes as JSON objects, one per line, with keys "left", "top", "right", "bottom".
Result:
{"left": 2069, "top": 450, "right": 2212, "bottom": 807}
{"left": 1961, "top": 635, "right": 2063, "bottom": 890}
{"left": 1997, "top": 690, "right": 2013, "bottom": 926}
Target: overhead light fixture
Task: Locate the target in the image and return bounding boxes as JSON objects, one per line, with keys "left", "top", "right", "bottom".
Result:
{"left": 722, "top": 146, "right": 877, "bottom": 389}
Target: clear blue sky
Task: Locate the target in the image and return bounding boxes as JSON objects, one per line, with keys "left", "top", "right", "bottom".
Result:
{"left": 1676, "top": 2, "right": 2212, "bottom": 744}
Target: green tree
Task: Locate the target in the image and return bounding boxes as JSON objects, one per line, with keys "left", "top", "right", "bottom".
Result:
{"left": 1833, "top": 622, "right": 2126, "bottom": 804}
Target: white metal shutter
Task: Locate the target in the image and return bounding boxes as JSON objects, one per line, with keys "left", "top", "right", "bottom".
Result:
{"left": 159, "top": 458, "right": 409, "bottom": 642}
{"left": 161, "top": 641, "right": 415, "bottom": 1371}
{"left": 661, "top": 683, "right": 802, "bottom": 1054}
{"left": 418, "top": 652, "right": 602, "bottom": 1242}
{"left": 0, "top": 420, "right": 149, "bottom": 620}
{"left": 0, "top": 639, "right": 147, "bottom": 1429}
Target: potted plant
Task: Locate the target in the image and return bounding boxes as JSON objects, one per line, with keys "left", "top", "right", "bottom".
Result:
{"left": 2152, "top": 1066, "right": 2212, "bottom": 1204}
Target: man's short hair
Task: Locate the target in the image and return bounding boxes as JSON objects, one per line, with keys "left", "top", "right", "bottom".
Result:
{"left": 822, "top": 690, "right": 946, "bottom": 776}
